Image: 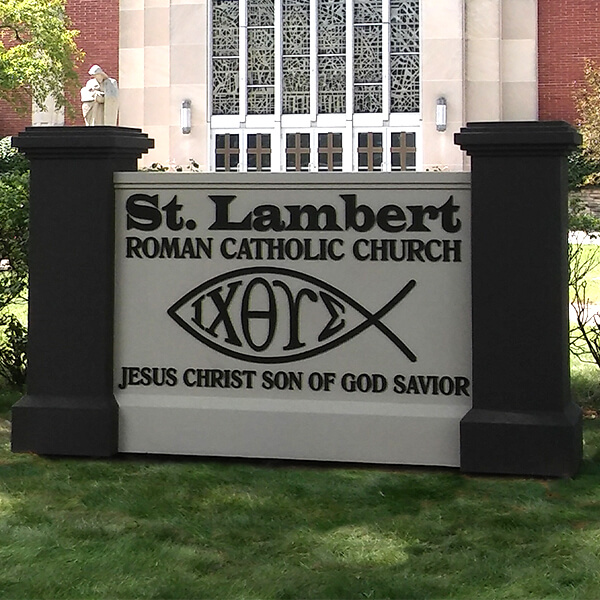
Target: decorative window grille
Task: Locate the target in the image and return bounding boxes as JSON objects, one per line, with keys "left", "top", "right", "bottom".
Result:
{"left": 390, "top": 131, "right": 416, "bottom": 171}
{"left": 318, "top": 132, "right": 343, "bottom": 171}
{"left": 390, "top": 0, "right": 419, "bottom": 113}
{"left": 286, "top": 133, "right": 311, "bottom": 171}
{"left": 283, "top": 0, "right": 311, "bottom": 114}
{"left": 353, "top": 0, "right": 382, "bottom": 113}
{"left": 211, "top": 0, "right": 419, "bottom": 116}
{"left": 318, "top": 0, "right": 347, "bottom": 113}
{"left": 247, "top": 133, "right": 272, "bottom": 171}
{"left": 212, "top": 0, "right": 240, "bottom": 115}
{"left": 247, "top": 0, "right": 275, "bottom": 114}
{"left": 215, "top": 133, "right": 240, "bottom": 171}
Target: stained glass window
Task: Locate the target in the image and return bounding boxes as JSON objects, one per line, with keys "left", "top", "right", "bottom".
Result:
{"left": 247, "top": 0, "right": 275, "bottom": 114}
{"left": 211, "top": 0, "right": 418, "bottom": 116}
{"left": 210, "top": 0, "right": 420, "bottom": 171}
{"left": 390, "top": 0, "right": 419, "bottom": 113}
{"left": 318, "top": 0, "right": 346, "bottom": 113}
{"left": 353, "top": 0, "right": 382, "bottom": 113}
{"left": 283, "top": 0, "right": 310, "bottom": 114}
{"left": 212, "top": 0, "right": 240, "bottom": 115}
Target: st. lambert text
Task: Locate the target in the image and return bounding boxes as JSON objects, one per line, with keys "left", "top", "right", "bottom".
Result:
{"left": 123, "top": 193, "right": 463, "bottom": 263}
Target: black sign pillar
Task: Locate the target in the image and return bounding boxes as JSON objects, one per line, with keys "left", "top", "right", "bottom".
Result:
{"left": 11, "top": 127, "right": 153, "bottom": 456}
{"left": 455, "top": 121, "right": 582, "bottom": 477}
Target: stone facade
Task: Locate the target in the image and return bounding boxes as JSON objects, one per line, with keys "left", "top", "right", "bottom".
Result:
{"left": 119, "top": 0, "right": 538, "bottom": 170}
{"left": 0, "top": 0, "right": 598, "bottom": 167}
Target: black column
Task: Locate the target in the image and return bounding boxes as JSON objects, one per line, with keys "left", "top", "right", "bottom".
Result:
{"left": 455, "top": 121, "right": 582, "bottom": 477}
{"left": 11, "top": 127, "right": 154, "bottom": 456}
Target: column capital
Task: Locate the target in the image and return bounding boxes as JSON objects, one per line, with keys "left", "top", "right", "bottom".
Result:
{"left": 13, "top": 126, "right": 154, "bottom": 162}
{"left": 455, "top": 121, "right": 582, "bottom": 157}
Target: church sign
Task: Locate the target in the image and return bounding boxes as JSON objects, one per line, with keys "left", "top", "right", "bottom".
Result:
{"left": 10, "top": 123, "right": 584, "bottom": 477}
{"left": 113, "top": 173, "right": 471, "bottom": 465}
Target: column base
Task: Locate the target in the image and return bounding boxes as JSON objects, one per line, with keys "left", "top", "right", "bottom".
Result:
{"left": 11, "top": 395, "right": 118, "bottom": 457}
{"left": 460, "top": 402, "right": 582, "bottom": 477}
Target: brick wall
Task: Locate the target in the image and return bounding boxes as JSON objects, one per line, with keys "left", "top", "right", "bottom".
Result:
{"left": 538, "top": 0, "right": 600, "bottom": 126}
{"left": 0, "top": 0, "right": 119, "bottom": 136}
{"left": 0, "top": 106, "right": 29, "bottom": 139}
{"left": 66, "top": 0, "right": 120, "bottom": 126}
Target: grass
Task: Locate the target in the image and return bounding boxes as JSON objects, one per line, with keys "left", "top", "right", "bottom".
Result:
{"left": 0, "top": 381, "right": 600, "bottom": 599}
{"left": 570, "top": 243, "right": 600, "bottom": 304}
{"left": 2, "top": 247, "right": 600, "bottom": 598}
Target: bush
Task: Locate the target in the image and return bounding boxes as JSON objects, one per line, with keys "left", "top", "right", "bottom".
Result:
{"left": 568, "top": 148, "right": 600, "bottom": 190}
{"left": 0, "top": 137, "right": 29, "bottom": 389}
{"left": 0, "top": 137, "right": 29, "bottom": 176}
{"left": 0, "top": 314, "right": 27, "bottom": 388}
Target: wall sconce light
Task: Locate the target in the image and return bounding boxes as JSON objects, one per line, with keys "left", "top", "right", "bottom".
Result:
{"left": 436, "top": 97, "right": 447, "bottom": 132}
{"left": 181, "top": 99, "right": 192, "bottom": 134}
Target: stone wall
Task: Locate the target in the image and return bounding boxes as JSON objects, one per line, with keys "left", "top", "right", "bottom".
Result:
{"left": 576, "top": 186, "right": 600, "bottom": 218}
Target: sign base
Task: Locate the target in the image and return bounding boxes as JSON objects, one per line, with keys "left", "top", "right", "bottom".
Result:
{"left": 119, "top": 395, "right": 470, "bottom": 466}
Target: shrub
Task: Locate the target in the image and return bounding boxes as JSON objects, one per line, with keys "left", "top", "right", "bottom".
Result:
{"left": 0, "top": 137, "right": 29, "bottom": 388}
{"left": 0, "top": 314, "right": 27, "bottom": 388}
{"left": 568, "top": 148, "right": 600, "bottom": 190}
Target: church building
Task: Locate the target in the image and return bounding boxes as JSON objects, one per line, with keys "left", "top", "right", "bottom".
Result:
{"left": 1, "top": 0, "right": 598, "bottom": 172}
{"left": 119, "top": 0, "right": 538, "bottom": 171}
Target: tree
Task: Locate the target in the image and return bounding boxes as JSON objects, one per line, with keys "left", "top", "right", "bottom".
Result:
{"left": 0, "top": 0, "right": 82, "bottom": 112}
{"left": 576, "top": 60, "right": 600, "bottom": 164}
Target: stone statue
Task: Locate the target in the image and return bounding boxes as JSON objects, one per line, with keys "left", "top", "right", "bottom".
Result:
{"left": 81, "top": 65, "right": 119, "bottom": 126}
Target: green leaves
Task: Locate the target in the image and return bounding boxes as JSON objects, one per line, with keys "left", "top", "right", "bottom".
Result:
{"left": 576, "top": 60, "right": 600, "bottom": 165}
{"left": 0, "top": 0, "right": 82, "bottom": 111}
{"left": 0, "top": 314, "right": 26, "bottom": 388}
{"left": 0, "top": 138, "right": 28, "bottom": 388}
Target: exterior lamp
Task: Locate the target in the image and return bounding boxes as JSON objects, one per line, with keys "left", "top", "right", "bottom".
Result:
{"left": 181, "top": 99, "right": 192, "bottom": 134}
{"left": 436, "top": 97, "right": 447, "bottom": 132}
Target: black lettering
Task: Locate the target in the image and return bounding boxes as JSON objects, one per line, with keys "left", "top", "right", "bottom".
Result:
{"left": 318, "top": 292, "right": 346, "bottom": 341}
{"left": 241, "top": 278, "right": 277, "bottom": 351}
{"left": 273, "top": 281, "right": 318, "bottom": 350}
{"left": 439, "top": 195, "right": 461, "bottom": 233}
{"left": 253, "top": 205, "right": 286, "bottom": 232}
{"left": 193, "top": 282, "right": 244, "bottom": 347}
{"left": 126, "top": 194, "right": 161, "bottom": 231}
{"left": 286, "top": 204, "right": 343, "bottom": 231}
{"left": 126, "top": 237, "right": 143, "bottom": 258}
{"left": 393, "top": 374, "right": 406, "bottom": 393}
{"left": 377, "top": 205, "right": 407, "bottom": 232}
{"left": 162, "top": 196, "right": 185, "bottom": 231}
{"left": 444, "top": 240, "right": 462, "bottom": 262}
{"left": 406, "top": 204, "right": 439, "bottom": 232}
{"left": 455, "top": 377, "right": 470, "bottom": 396}
{"left": 424, "top": 240, "right": 443, "bottom": 262}
{"left": 342, "top": 194, "right": 375, "bottom": 232}
{"left": 208, "top": 195, "right": 251, "bottom": 230}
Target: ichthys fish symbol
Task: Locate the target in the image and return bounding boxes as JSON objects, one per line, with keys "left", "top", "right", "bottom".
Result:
{"left": 167, "top": 266, "right": 417, "bottom": 364}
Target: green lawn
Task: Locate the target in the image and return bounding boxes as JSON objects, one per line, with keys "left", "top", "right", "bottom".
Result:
{"left": 0, "top": 383, "right": 600, "bottom": 599}
{"left": 570, "top": 243, "right": 600, "bottom": 305}
{"left": 2, "top": 248, "right": 600, "bottom": 599}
